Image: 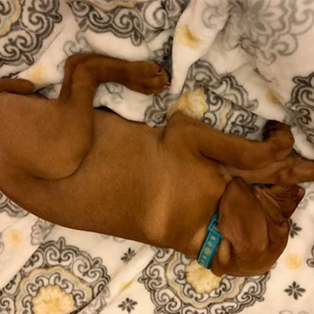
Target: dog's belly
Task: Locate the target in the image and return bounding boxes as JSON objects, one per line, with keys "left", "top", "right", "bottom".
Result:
{"left": 0, "top": 110, "right": 233, "bottom": 242}
{"left": 0, "top": 110, "right": 166, "bottom": 238}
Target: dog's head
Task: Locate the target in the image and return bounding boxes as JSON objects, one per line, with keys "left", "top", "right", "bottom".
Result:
{"left": 211, "top": 177, "right": 304, "bottom": 277}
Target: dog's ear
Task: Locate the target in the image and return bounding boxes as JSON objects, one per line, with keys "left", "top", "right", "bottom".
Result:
{"left": 213, "top": 179, "right": 292, "bottom": 276}
{"left": 0, "top": 79, "right": 34, "bottom": 94}
{"left": 218, "top": 178, "right": 268, "bottom": 259}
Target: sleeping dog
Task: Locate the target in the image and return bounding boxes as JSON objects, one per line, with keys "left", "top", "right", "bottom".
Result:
{"left": 0, "top": 54, "right": 312, "bottom": 276}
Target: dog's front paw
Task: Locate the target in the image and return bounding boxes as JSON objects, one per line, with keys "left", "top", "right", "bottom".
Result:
{"left": 263, "top": 120, "right": 294, "bottom": 161}
{"left": 126, "top": 61, "right": 170, "bottom": 95}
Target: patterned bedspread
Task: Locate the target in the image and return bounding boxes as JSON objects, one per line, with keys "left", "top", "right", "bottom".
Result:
{"left": 1, "top": 0, "right": 314, "bottom": 313}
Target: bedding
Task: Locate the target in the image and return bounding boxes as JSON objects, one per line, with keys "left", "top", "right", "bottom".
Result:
{"left": 1, "top": 0, "right": 314, "bottom": 313}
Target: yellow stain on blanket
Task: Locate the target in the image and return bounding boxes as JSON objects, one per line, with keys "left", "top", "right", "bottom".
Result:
{"left": 285, "top": 253, "right": 301, "bottom": 270}
{"left": 120, "top": 281, "right": 133, "bottom": 292}
{"left": 0, "top": 0, "right": 21, "bottom": 36}
{"left": 177, "top": 24, "right": 200, "bottom": 49}
{"left": 7, "top": 229, "right": 23, "bottom": 247}
{"left": 27, "top": 64, "right": 48, "bottom": 85}
{"left": 168, "top": 87, "right": 207, "bottom": 120}
{"left": 266, "top": 90, "right": 282, "bottom": 105}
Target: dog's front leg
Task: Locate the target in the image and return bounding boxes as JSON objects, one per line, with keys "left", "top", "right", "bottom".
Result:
{"left": 0, "top": 78, "right": 34, "bottom": 95}
{"left": 0, "top": 55, "right": 169, "bottom": 180}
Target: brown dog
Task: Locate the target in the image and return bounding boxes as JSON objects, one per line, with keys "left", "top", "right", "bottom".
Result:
{"left": 0, "top": 54, "right": 312, "bottom": 277}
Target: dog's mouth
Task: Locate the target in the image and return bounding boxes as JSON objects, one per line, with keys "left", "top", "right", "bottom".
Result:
{"left": 265, "top": 185, "right": 304, "bottom": 201}
{"left": 254, "top": 184, "right": 304, "bottom": 200}
{"left": 253, "top": 184, "right": 305, "bottom": 220}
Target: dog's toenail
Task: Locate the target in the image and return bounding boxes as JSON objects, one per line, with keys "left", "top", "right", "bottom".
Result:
{"left": 297, "top": 187, "right": 305, "bottom": 197}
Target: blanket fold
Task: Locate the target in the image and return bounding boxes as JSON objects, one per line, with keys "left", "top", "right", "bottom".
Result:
{"left": 1, "top": 0, "right": 314, "bottom": 313}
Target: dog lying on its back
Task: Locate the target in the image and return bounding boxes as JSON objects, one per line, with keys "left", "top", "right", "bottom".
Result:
{"left": 0, "top": 54, "right": 312, "bottom": 276}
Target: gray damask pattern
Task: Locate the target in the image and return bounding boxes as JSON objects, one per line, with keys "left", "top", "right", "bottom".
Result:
{"left": 0, "top": 237, "right": 110, "bottom": 314}
{"left": 0, "top": 191, "right": 28, "bottom": 218}
{"left": 79, "top": 290, "right": 109, "bottom": 314}
{"left": 287, "top": 72, "right": 314, "bottom": 145}
{"left": 221, "top": 103, "right": 260, "bottom": 138}
{"left": 139, "top": 249, "right": 270, "bottom": 314}
{"left": 228, "top": 0, "right": 314, "bottom": 65}
{"left": 145, "top": 92, "right": 180, "bottom": 127}
{"left": 202, "top": 0, "right": 228, "bottom": 29}
{"left": 57, "top": 31, "right": 93, "bottom": 73}
{"left": 68, "top": 0, "right": 188, "bottom": 46}
{"left": 0, "top": 0, "right": 62, "bottom": 67}
{"left": 30, "top": 219, "right": 54, "bottom": 245}
{"left": 145, "top": 58, "right": 260, "bottom": 139}
{"left": 284, "top": 282, "right": 306, "bottom": 300}
{"left": 188, "top": 61, "right": 258, "bottom": 112}
{"left": 62, "top": 31, "right": 93, "bottom": 57}
{"left": 153, "top": 35, "right": 173, "bottom": 75}
{"left": 202, "top": 89, "right": 260, "bottom": 138}
{"left": 0, "top": 0, "right": 18, "bottom": 28}
{"left": 69, "top": 1, "right": 153, "bottom": 46}
{"left": 306, "top": 245, "right": 314, "bottom": 269}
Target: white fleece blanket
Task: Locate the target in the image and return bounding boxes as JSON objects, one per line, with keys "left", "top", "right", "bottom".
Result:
{"left": 1, "top": 0, "right": 314, "bottom": 313}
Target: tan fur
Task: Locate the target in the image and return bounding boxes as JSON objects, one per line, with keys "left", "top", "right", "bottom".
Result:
{"left": 0, "top": 54, "right": 312, "bottom": 276}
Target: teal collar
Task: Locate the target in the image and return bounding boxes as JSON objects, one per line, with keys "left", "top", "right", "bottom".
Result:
{"left": 197, "top": 211, "right": 223, "bottom": 269}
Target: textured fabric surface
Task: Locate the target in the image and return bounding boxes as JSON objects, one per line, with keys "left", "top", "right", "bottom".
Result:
{"left": 1, "top": 1, "right": 314, "bottom": 313}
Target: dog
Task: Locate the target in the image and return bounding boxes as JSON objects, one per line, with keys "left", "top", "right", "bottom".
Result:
{"left": 0, "top": 54, "right": 313, "bottom": 277}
